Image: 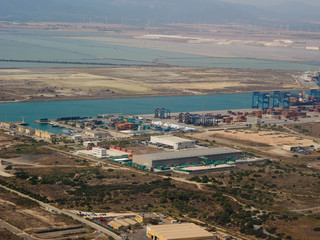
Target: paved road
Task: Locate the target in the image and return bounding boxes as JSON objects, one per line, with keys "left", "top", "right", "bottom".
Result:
{"left": 0, "top": 184, "right": 122, "bottom": 240}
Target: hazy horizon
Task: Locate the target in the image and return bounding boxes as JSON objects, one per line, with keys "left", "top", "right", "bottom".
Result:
{"left": 1, "top": 0, "right": 320, "bottom": 25}
{"left": 221, "top": 0, "right": 320, "bottom": 6}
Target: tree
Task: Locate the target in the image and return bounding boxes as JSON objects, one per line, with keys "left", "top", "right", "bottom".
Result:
{"left": 202, "top": 175, "right": 209, "bottom": 183}
{"left": 159, "top": 196, "right": 167, "bottom": 204}
{"left": 14, "top": 171, "right": 29, "bottom": 180}
{"left": 5, "top": 165, "right": 12, "bottom": 170}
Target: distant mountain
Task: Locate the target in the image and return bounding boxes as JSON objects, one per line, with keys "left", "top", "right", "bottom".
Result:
{"left": 0, "top": 0, "right": 262, "bottom": 23}
{"left": 265, "top": 1, "right": 320, "bottom": 21}
{"left": 0, "top": 0, "right": 319, "bottom": 25}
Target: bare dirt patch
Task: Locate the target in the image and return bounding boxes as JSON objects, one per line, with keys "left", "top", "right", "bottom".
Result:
{"left": 127, "top": 146, "right": 164, "bottom": 155}
{"left": 0, "top": 67, "right": 300, "bottom": 102}
{"left": 0, "top": 187, "right": 78, "bottom": 231}
{"left": 267, "top": 218, "right": 320, "bottom": 240}
{"left": 0, "top": 228, "right": 22, "bottom": 240}
{"left": 0, "top": 132, "right": 19, "bottom": 149}
{"left": 286, "top": 122, "right": 320, "bottom": 138}
{"left": 187, "top": 129, "right": 315, "bottom": 157}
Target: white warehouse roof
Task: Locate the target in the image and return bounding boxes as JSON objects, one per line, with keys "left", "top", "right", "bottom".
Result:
{"left": 135, "top": 147, "right": 241, "bottom": 161}
{"left": 151, "top": 135, "right": 194, "bottom": 143}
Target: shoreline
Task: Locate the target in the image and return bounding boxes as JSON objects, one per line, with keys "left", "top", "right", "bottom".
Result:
{"left": 0, "top": 87, "right": 305, "bottom": 105}
{"left": 0, "top": 65, "right": 304, "bottom": 105}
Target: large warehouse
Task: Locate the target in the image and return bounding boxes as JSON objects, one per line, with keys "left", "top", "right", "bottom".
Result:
{"left": 146, "top": 223, "right": 215, "bottom": 240}
{"left": 151, "top": 135, "right": 195, "bottom": 150}
{"left": 132, "top": 147, "right": 243, "bottom": 170}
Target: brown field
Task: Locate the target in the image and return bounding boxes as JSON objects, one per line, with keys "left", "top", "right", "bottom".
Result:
{"left": 187, "top": 128, "right": 316, "bottom": 158}
{"left": 273, "top": 218, "right": 320, "bottom": 240}
{"left": 0, "top": 187, "right": 78, "bottom": 231}
{"left": 0, "top": 228, "right": 21, "bottom": 240}
{"left": 3, "top": 166, "right": 175, "bottom": 203}
{"left": 1, "top": 132, "right": 319, "bottom": 240}
{"left": 0, "top": 67, "right": 300, "bottom": 102}
{"left": 286, "top": 122, "right": 320, "bottom": 138}
{"left": 0, "top": 131, "right": 20, "bottom": 149}
{"left": 185, "top": 127, "right": 320, "bottom": 215}
{"left": 2, "top": 156, "right": 320, "bottom": 240}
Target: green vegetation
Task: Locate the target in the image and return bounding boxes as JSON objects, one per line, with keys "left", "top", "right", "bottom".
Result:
{"left": 14, "top": 171, "right": 29, "bottom": 180}
{"left": 0, "top": 138, "right": 51, "bottom": 158}
{"left": 68, "top": 178, "right": 175, "bottom": 197}
{"left": 103, "top": 139, "right": 138, "bottom": 148}
{"left": 189, "top": 175, "right": 210, "bottom": 183}
{"left": 4, "top": 165, "right": 12, "bottom": 170}
{"left": 13, "top": 142, "right": 49, "bottom": 154}
{"left": 0, "top": 178, "right": 45, "bottom": 204}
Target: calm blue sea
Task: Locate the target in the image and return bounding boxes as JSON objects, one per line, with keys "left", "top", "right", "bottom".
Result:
{"left": 0, "top": 93, "right": 252, "bottom": 133}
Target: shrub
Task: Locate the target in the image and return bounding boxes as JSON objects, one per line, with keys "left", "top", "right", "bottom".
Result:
{"left": 5, "top": 165, "right": 12, "bottom": 170}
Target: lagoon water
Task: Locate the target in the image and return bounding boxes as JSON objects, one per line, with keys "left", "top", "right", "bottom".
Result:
{"left": 0, "top": 30, "right": 318, "bottom": 70}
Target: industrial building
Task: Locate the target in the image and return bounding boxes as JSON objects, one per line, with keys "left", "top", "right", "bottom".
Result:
{"left": 108, "top": 220, "right": 127, "bottom": 231}
{"left": 72, "top": 135, "right": 82, "bottom": 141}
{"left": 282, "top": 145, "right": 297, "bottom": 152}
{"left": 34, "top": 130, "right": 56, "bottom": 141}
{"left": 84, "top": 130, "right": 110, "bottom": 139}
{"left": 92, "top": 147, "right": 107, "bottom": 158}
{"left": 0, "top": 122, "right": 16, "bottom": 129}
{"left": 146, "top": 223, "right": 215, "bottom": 240}
{"left": 122, "top": 218, "right": 139, "bottom": 228}
{"left": 151, "top": 135, "right": 195, "bottom": 150}
{"left": 132, "top": 147, "right": 243, "bottom": 170}
{"left": 24, "top": 128, "right": 35, "bottom": 136}
{"left": 106, "top": 218, "right": 139, "bottom": 231}
{"left": 83, "top": 141, "right": 95, "bottom": 147}
{"left": 136, "top": 213, "right": 161, "bottom": 225}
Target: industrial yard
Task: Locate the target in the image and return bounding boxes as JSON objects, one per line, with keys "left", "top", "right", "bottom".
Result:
{"left": 1, "top": 94, "right": 320, "bottom": 240}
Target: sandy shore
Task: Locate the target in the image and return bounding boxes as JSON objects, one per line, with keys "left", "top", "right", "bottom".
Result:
{"left": 0, "top": 66, "right": 301, "bottom": 103}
